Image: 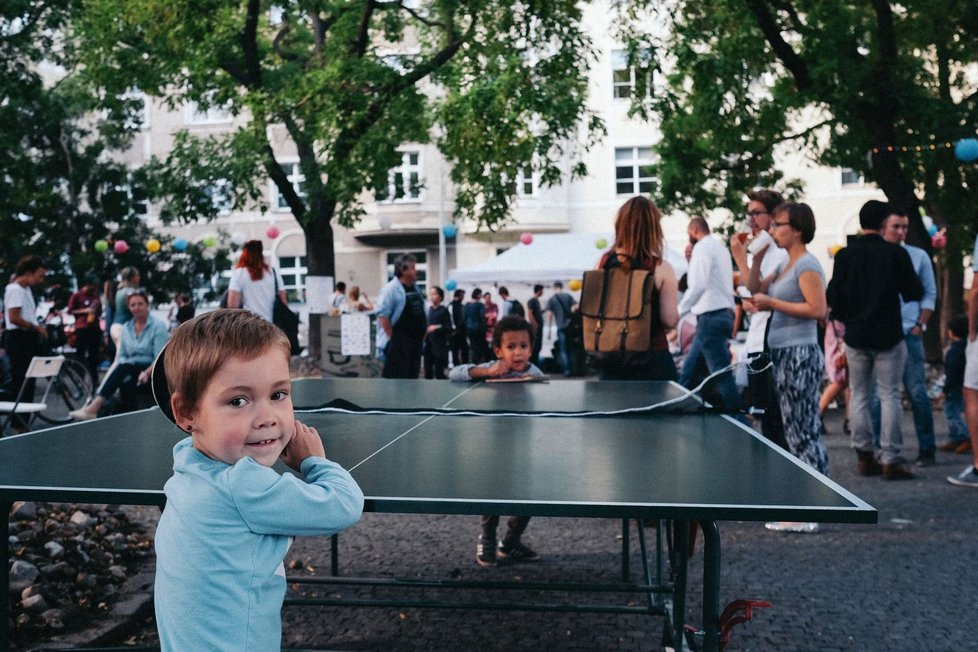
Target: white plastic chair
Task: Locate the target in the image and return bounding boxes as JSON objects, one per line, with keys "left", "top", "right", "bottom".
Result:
{"left": 0, "top": 356, "right": 65, "bottom": 434}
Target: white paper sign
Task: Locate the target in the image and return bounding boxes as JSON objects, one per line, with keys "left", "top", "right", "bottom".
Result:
{"left": 340, "top": 313, "right": 372, "bottom": 355}
{"left": 305, "top": 275, "right": 334, "bottom": 314}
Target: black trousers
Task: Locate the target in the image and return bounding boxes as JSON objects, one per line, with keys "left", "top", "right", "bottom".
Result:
{"left": 480, "top": 515, "right": 531, "bottom": 543}
{"left": 5, "top": 329, "right": 43, "bottom": 429}
{"left": 382, "top": 333, "right": 423, "bottom": 379}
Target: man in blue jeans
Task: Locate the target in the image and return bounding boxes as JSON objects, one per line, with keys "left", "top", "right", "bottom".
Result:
{"left": 678, "top": 217, "right": 741, "bottom": 412}
{"left": 545, "top": 282, "right": 577, "bottom": 376}
{"left": 881, "top": 209, "right": 938, "bottom": 466}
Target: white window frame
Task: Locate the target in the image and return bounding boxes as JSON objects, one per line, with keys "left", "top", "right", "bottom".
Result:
{"left": 185, "top": 98, "right": 233, "bottom": 125}
{"left": 840, "top": 167, "right": 864, "bottom": 187}
{"left": 276, "top": 254, "right": 307, "bottom": 303}
{"left": 377, "top": 150, "right": 423, "bottom": 203}
{"left": 272, "top": 162, "right": 306, "bottom": 211}
{"left": 611, "top": 49, "right": 652, "bottom": 100}
{"left": 614, "top": 147, "right": 655, "bottom": 195}
{"left": 516, "top": 166, "right": 537, "bottom": 198}
{"left": 206, "top": 179, "right": 232, "bottom": 216}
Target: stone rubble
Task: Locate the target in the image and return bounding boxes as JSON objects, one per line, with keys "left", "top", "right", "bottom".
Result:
{"left": 6, "top": 501, "right": 153, "bottom": 651}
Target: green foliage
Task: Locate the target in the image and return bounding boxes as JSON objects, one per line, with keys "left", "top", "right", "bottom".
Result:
{"left": 0, "top": 0, "right": 230, "bottom": 302}
{"left": 75, "top": 0, "right": 601, "bottom": 251}
{"left": 619, "top": 0, "right": 978, "bottom": 256}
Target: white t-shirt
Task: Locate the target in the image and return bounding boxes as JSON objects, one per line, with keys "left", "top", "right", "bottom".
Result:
{"left": 4, "top": 282, "right": 38, "bottom": 330}
{"left": 228, "top": 267, "right": 283, "bottom": 322}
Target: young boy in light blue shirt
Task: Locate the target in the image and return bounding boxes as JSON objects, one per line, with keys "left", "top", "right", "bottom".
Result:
{"left": 153, "top": 310, "right": 364, "bottom": 650}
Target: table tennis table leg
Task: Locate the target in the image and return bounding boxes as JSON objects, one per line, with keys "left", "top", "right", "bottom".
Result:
{"left": 331, "top": 534, "right": 340, "bottom": 576}
{"left": 2, "top": 499, "right": 11, "bottom": 651}
{"left": 701, "top": 520, "right": 721, "bottom": 652}
{"left": 620, "top": 519, "right": 630, "bottom": 581}
{"left": 670, "top": 520, "right": 689, "bottom": 652}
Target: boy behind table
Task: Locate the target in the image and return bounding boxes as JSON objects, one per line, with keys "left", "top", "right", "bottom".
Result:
{"left": 154, "top": 310, "right": 364, "bottom": 651}
{"left": 450, "top": 315, "right": 544, "bottom": 566}
{"left": 940, "top": 314, "right": 971, "bottom": 454}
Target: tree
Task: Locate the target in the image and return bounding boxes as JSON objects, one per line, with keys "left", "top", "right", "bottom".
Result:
{"left": 619, "top": 0, "right": 978, "bottom": 329}
{"left": 0, "top": 0, "right": 230, "bottom": 302}
{"left": 77, "top": 0, "right": 603, "bottom": 356}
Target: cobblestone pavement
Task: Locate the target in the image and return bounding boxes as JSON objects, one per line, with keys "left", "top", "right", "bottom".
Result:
{"left": 32, "top": 395, "right": 978, "bottom": 651}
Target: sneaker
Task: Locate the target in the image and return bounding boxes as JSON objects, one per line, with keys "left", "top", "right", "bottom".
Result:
{"left": 914, "top": 449, "right": 936, "bottom": 468}
{"left": 947, "top": 465, "right": 978, "bottom": 488}
{"left": 764, "top": 522, "right": 819, "bottom": 534}
{"left": 68, "top": 406, "right": 97, "bottom": 421}
{"left": 497, "top": 540, "right": 540, "bottom": 563}
{"left": 954, "top": 441, "right": 973, "bottom": 455}
{"left": 476, "top": 538, "right": 496, "bottom": 567}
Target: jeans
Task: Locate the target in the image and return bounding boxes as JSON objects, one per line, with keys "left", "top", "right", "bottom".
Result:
{"left": 556, "top": 328, "right": 572, "bottom": 377}
{"left": 847, "top": 341, "right": 907, "bottom": 465}
{"left": 679, "top": 309, "right": 741, "bottom": 412}
{"left": 903, "top": 333, "right": 936, "bottom": 452}
{"left": 944, "top": 391, "right": 969, "bottom": 443}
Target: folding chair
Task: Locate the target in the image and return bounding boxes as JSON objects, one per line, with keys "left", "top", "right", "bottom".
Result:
{"left": 0, "top": 356, "right": 65, "bottom": 435}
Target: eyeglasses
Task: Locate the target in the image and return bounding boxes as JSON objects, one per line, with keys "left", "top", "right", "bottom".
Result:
{"left": 772, "top": 221, "right": 792, "bottom": 228}
{"left": 746, "top": 210, "right": 769, "bottom": 218}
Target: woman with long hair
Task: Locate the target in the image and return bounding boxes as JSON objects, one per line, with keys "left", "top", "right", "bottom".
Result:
{"left": 227, "top": 240, "right": 286, "bottom": 322}
{"left": 595, "top": 196, "right": 679, "bottom": 380}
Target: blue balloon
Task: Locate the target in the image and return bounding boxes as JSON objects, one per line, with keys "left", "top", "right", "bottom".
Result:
{"left": 445, "top": 278, "right": 457, "bottom": 291}
{"left": 927, "top": 224, "right": 939, "bottom": 237}
{"left": 173, "top": 238, "right": 189, "bottom": 252}
{"left": 954, "top": 138, "right": 978, "bottom": 162}
{"left": 442, "top": 224, "right": 458, "bottom": 239}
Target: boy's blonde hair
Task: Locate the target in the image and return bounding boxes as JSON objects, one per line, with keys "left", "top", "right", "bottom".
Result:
{"left": 165, "top": 309, "right": 291, "bottom": 419}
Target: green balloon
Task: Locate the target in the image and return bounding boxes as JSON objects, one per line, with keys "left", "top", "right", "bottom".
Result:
{"left": 595, "top": 238, "right": 608, "bottom": 249}
{"left": 203, "top": 236, "right": 218, "bottom": 248}
{"left": 94, "top": 240, "right": 109, "bottom": 253}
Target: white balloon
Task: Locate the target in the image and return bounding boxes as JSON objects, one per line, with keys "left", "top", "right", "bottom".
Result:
{"left": 378, "top": 215, "right": 392, "bottom": 230}
{"left": 231, "top": 231, "right": 246, "bottom": 246}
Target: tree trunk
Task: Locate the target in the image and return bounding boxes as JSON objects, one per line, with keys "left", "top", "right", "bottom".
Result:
{"left": 302, "top": 203, "right": 337, "bottom": 360}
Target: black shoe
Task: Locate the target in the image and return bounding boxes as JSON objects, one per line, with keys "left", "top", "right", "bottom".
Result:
{"left": 497, "top": 540, "right": 540, "bottom": 563}
{"left": 915, "top": 449, "right": 936, "bottom": 468}
{"left": 476, "top": 538, "right": 496, "bottom": 567}
{"left": 882, "top": 463, "right": 915, "bottom": 480}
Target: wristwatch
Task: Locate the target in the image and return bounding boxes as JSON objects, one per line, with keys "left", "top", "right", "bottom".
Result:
{"left": 915, "top": 321, "right": 927, "bottom": 332}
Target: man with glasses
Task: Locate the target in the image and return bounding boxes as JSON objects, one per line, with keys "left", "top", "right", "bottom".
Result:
{"left": 827, "top": 200, "right": 923, "bottom": 480}
{"left": 881, "top": 209, "right": 938, "bottom": 467}
{"left": 730, "top": 188, "right": 789, "bottom": 446}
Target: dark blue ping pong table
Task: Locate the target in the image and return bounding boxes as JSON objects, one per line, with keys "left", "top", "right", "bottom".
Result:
{"left": 0, "top": 378, "right": 876, "bottom": 650}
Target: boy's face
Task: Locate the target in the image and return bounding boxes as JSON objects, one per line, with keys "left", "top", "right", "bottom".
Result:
{"left": 493, "top": 330, "right": 532, "bottom": 372}
{"left": 183, "top": 348, "right": 295, "bottom": 467}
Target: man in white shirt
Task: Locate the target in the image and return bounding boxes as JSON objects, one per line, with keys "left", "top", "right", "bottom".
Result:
{"left": 678, "top": 217, "right": 741, "bottom": 411}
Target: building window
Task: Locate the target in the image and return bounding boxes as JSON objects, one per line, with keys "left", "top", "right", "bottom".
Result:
{"left": 274, "top": 163, "right": 306, "bottom": 211}
{"left": 185, "top": 99, "right": 232, "bottom": 125}
{"left": 206, "top": 180, "right": 232, "bottom": 215}
{"left": 385, "top": 250, "right": 427, "bottom": 294}
{"left": 376, "top": 151, "right": 422, "bottom": 202}
{"left": 516, "top": 166, "right": 537, "bottom": 198}
{"left": 840, "top": 167, "right": 863, "bottom": 186}
{"left": 122, "top": 91, "right": 149, "bottom": 131}
{"left": 612, "top": 49, "right": 652, "bottom": 100}
{"left": 277, "top": 255, "right": 307, "bottom": 303}
{"left": 615, "top": 147, "right": 655, "bottom": 195}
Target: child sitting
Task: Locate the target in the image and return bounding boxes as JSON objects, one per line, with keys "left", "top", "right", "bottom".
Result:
{"left": 939, "top": 314, "right": 971, "bottom": 454}
{"left": 154, "top": 310, "right": 364, "bottom": 650}
{"left": 450, "top": 315, "right": 544, "bottom": 566}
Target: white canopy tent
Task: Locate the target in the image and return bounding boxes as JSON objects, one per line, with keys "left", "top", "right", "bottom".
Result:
{"left": 449, "top": 232, "right": 687, "bottom": 286}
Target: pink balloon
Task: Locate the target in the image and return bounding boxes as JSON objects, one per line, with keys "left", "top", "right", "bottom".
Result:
{"left": 266, "top": 226, "right": 280, "bottom": 239}
{"left": 520, "top": 232, "right": 533, "bottom": 245}
{"left": 113, "top": 240, "right": 129, "bottom": 254}
{"left": 931, "top": 232, "right": 947, "bottom": 249}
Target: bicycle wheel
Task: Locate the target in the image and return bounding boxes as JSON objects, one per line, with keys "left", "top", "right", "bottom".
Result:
{"left": 36, "top": 359, "right": 94, "bottom": 424}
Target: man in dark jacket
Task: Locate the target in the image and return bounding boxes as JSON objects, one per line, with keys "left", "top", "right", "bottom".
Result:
{"left": 827, "top": 200, "right": 923, "bottom": 480}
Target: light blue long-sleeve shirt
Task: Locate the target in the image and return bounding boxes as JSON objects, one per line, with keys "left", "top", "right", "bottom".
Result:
{"left": 155, "top": 438, "right": 364, "bottom": 651}
{"left": 899, "top": 243, "right": 937, "bottom": 334}
{"left": 375, "top": 276, "right": 416, "bottom": 353}
{"left": 118, "top": 315, "right": 169, "bottom": 366}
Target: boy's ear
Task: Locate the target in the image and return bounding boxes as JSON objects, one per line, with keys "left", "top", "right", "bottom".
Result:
{"left": 170, "top": 393, "right": 194, "bottom": 433}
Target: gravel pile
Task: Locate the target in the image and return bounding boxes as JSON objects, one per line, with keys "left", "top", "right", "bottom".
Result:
{"left": 6, "top": 502, "right": 154, "bottom": 651}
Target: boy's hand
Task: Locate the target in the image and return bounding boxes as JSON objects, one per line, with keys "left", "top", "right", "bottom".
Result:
{"left": 280, "top": 419, "right": 325, "bottom": 471}
{"left": 485, "top": 360, "right": 512, "bottom": 377}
